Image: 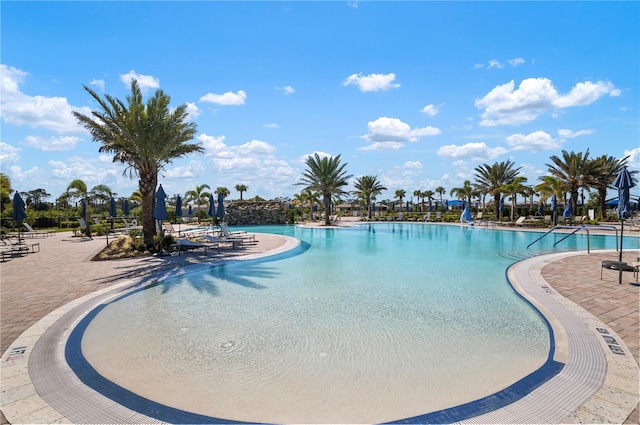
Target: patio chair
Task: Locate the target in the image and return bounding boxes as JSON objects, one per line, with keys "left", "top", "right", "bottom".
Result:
{"left": 513, "top": 216, "right": 527, "bottom": 227}
{"left": 22, "top": 223, "right": 54, "bottom": 238}
{"left": 221, "top": 223, "right": 256, "bottom": 244}
{"left": 170, "top": 239, "right": 219, "bottom": 256}
{"left": 434, "top": 211, "right": 442, "bottom": 221}
{"left": 423, "top": 212, "right": 432, "bottom": 222}
{"left": 200, "top": 234, "right": 244, "bottom": 249}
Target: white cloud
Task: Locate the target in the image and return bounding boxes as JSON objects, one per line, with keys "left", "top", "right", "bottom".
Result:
{"left": 506, "top": 130, "right": 561, "bottom": 153}
{"left": 0, "top": 65, "right": 91, "bottom": 133}
{"left": 90, "top": 79, "right": 105, "bottom": 91}
{"left": 264, "top": 123, "right": 279, "bottom": 128}
{"left": 437, "top": 142, "right": 508, "bottom": 160}
{"left": 473, "top": 63, "right": 485, "bottom": 69}
{"left": 420, "top": 104, "right": 441, "bottom": 117}
{"left": 119, "top": 70, "right": 160, "bottom": 93}
{"left": 507, "top": 58, "right": 525, "bottom": 67}
{"left": 343, "top": 73, "right": 400, "bottom": 92}
{"left": 557, "top": 128, "right": 595, "bottom": 139}
{"left": 404, "top": 161, "right": 423, "bottom": 169}
{"left": 476, "top": 77, "right": 620, "bottom": 126}
{"left": 358, "top": 141, "right": 404, "bottom": 151}
{"left": 197, "top": 134, "right": 228, "bottom": 152}
{"left": 298, "top": 151, "right": 333, "bottom": 164}
{"left": 163, "top": 160, "right": 205, "bottom": 179}
{"left": 199, "top": 90, "right": 247, "bottom": 105}
{"left": 488, "top": 60, "right": 503, "bottom": 69}
{"left": 623, "top": 147, "right": 640, "bottom": 169}
{"left": 362, "top": 116, "right": 440, "bottom": 144}
{"left": 237, "top": 140, "right": 276, "bottom": 155}
{"left": 347, "top": 1, "right": 359, "bottom": 8}
{"left": 23, "top": 135, "right": 82, "bottom": 152}
{"left": 0, "top": 142, "right": 20, "bottom": 163}
{"left": 185, "top": 102, "right": 201, "bottom": 121}
{"left": 276, "top": 85, "right": 295, "bottom": 95}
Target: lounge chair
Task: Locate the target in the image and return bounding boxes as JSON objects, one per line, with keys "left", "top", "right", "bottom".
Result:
{"left": 423, "top": 212, "right": 432, "bottom": 222}
{"left": 476, "top": 211, "right": 483, "bottom": 220}
{"left": 170, "top": 239, "right": 219, "bottom": 256}
{"left": 200, "top": 234, "right": 244, "bottom": 249}
{"left": 434, "top": 211, "right": 442, "bottom": 221}
{"left": 513, "top": 216, "right": 527, "bottom": 227}
{"left": 22, "top": 223, "right": 54, "bottom": 238}
{"left": 221, "top": 223, "right": 256, "bottom": 244}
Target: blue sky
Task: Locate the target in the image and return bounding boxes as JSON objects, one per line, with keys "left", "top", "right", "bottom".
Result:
{"left": 1, "top": 1, "right": 638, "bottom": 203}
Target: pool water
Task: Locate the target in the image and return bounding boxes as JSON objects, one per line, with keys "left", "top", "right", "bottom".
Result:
{"left": 79, "top": 224, "right": 626, "bottom": 423}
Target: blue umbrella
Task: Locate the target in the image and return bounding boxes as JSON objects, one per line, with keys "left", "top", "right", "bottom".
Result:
{"left": 188, "top": 204, "right": 193, "bottom": 217}
{"left": 550, "top": 194, "right": 558, "bottom": 226}
{"left": 122, "top": 199, "right": 130, "bottom": 217}
{"left": 563, "top": 203, "right": 573, "bottom": 217}
{"left": 109, "top": 198, "right": 117, "bottom": 218}
{"left": 175, "top": 195, "right": 183, "bottom": 218}
{"left": 12, "top": 192, "right": 27, "bottom": 240}
{"left": 216, "top": 193, "right": 225, "bottom": 220}
{"left": 499, "top": 196, "right": 505, "bottom": 216}
{"left": 612, "top": 167, "right": 635, "bottom": 283}
{"left": 81, "top": 200, "right": 87, "bottom": 220}
{"left": 175, "top": 195, "right": 183, "bottom": 234}
{"left": 406, "top": 201, "right": 410, "bottom": 212}
{"left": 428, "top": 198, "right": 432, "bottom": 212}
{"left": 12, "top": 192, "right": 27, "bottom": 224}
{"left": 536, "top": 202, "right": 544, "bottom": 216}
{"left": 154, "top": 184, "right": 168, "bottom": 222}
{"left": 207, "top": 194, "right": 216, "bottom": 218}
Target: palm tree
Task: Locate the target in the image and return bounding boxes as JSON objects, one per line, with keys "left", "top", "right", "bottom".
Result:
{"left": 502, "top": 176, "right": 528, "bottom": 221}
{"left": 546, "top": 150, "right": 598, "bottom": 217}
{"left": 0, "top": 172, "right": 12, "bottom": 213}
{"left": 215, "top": 186, "right": 231, "bottom": 199}
{"left": 74, "top": 79, "right": 202, "bottom": 248}
{"left": 423, "top": 190, "right": 435, "bottom": 211}
{"left": 435, "top": 186, "right": 446, "bottom": 208}
{"left": 67, "top": 179, "right": 91, "bottom": 237}
{"left": 353, "top": 175, "right": 387, "bottom": 219}
{"left": 589, "top": 155, "right": 636, "bottom": 219}
{"left": 474, "top": 160, "right": 522, "bottom": 220}
{"left": 297, "top": 153, "right": 352, "bottom": 226}
{"left": 394, "top": 189, "right": 406, "bottom": 211}
{"left": 235, "top": 184, "right": 248, "bottom": 200}
{"left": 184, "top": 184, "right": 211, "bottom": 209}
{"left": 90, "top": 184, "right": 115, "bottom": 207}
{"left": 450, "top": 180, "right": 475, "bottom": 205}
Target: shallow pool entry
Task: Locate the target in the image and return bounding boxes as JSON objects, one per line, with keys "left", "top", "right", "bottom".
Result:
{"left": 74, "top": 224, "right": 623, "bottom": 423}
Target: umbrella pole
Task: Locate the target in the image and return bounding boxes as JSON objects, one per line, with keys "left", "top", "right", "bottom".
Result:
{"left": 619, "top": 220, "right": 624, "bottom": 284}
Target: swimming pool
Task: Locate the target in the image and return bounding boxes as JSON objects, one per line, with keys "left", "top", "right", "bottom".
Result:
{"left": 73, "top": 223, "right": 626, "bottom": 423}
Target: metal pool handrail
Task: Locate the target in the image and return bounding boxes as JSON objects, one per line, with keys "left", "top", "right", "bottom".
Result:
{"left": 526, "top": 225, "right": 619, "bottom": 254}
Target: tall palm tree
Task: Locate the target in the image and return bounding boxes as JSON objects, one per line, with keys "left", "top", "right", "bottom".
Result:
{"left": 423, "top": 190, "right": 435, "bottom": 211}
{"left": 546, "top": 150, "right": 598, "bottom": 216}
{"left": 67, "top": 179, "right": 91, "bottom": 237}
{"left": 589, "top": 155, "right": 636, "bottom": 219}
{"left": 184, "top": 184, "right": 211, "bottom": 208}
{"left": 74, "top": 80, "right": 202, "bottom": 248}
{"left": 297, "top": 153, "right": 352, "bottom": 226}
{"left": 435, "top": 186, "right": 446, "bottom": 208}
{"left": 235, "top": 184, "right": 248, "bottom": 200}
{"left": 502, "top": 176, "right": 528, "bottom": 221}
{"left": 450, "top": 180, "right": 475, "bottom": 205}
{"left": 394, "top": 189, "right": 406, "bottom": 211}
{"left": 90, "top": 184, "right": 115, "bottom": 207}
{"left": 353, "top": 175, "right": 387, "bottom": 219}
{"left": 474, "top": 160, "right": 521, "bottom": 220}
{"left": 0, "top": 172, "right": 12, "bottom": 213}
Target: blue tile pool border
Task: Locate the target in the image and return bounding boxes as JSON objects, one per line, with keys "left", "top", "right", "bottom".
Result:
{"left": 65, "top": 260, "right": 564, "bottom": 424}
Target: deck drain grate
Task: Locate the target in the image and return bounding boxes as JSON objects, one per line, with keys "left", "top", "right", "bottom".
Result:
{"left": 596, "top": 327, "right": 626, "bottom": 355}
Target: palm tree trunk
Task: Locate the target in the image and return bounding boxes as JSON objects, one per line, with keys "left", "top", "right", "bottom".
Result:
{"left": 324, "top": 194, "right": 331, "bottom": 225}
{"left": 140, "top": 173, "right": 157, "bottom": 248}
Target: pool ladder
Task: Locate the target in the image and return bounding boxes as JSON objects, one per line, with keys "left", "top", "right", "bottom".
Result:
{"left": 526, "top": 225, "right": 619, "bottom": 254}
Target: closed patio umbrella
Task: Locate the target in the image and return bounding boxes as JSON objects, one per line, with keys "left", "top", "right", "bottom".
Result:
{"left": 154, "top": 185, "right": 169, "bottom": 254}
{"left": 460, "top": 203, "right": 474, "bottom": 224}
{"left": 175, "top": 195, "right": 183, "bottom": 234}
{"left": 207, "top": 194, "right": 216, "bottom": 218}
{"left": 563, "top": 203, "right": 573, "bottom": 218}
{"left": 12, "top": 192, "right": 27, "bottom": 240}
{"left": 499, "top": 196, "right": 505, "bottom": 219}
{"left": 109, "top": 197, "right": 117, "bottom": 235}
{"left": 216, "top": 193, "right": 225, "bottom": 221}
{"left": 81, "top": 200, "right": 91, "bottom": 238}
{"left": 612, "top": 167, "right": 635, "bottom": 284}
{"left": 122, "top": 199, "right": 130, "bottom": 217}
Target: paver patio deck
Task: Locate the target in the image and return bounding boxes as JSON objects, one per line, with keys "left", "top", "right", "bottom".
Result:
{"left": 1, "top": 222, "right": 638, "bottom": 424}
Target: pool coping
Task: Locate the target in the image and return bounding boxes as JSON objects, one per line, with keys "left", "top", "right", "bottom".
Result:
{"left": 1, "top": 238, "right": 638, "bottom": 423}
